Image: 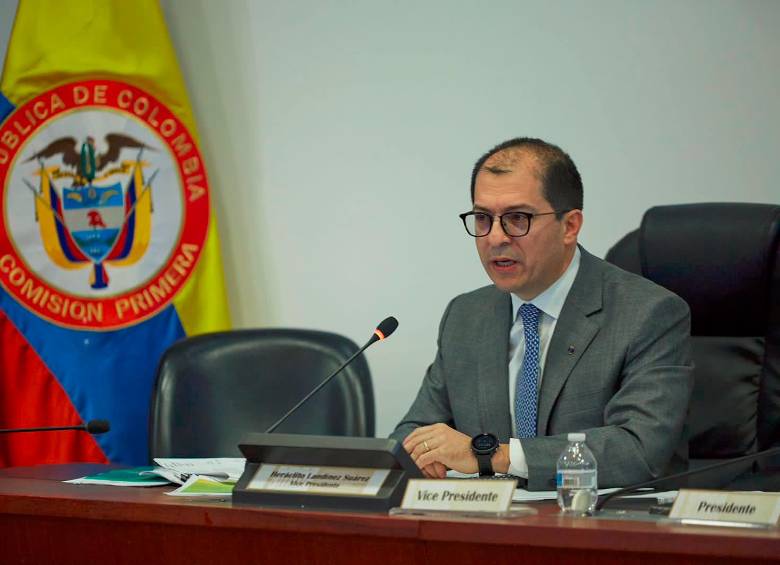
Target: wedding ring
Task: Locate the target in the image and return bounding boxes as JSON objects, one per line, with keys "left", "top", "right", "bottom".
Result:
{"left": 423, "top": 440, "right": 430, "bottom": 452}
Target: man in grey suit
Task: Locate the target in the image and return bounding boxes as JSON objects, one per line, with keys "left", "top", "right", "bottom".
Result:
{"left": 391, "top": 137, "right": 693, "bottom": 490}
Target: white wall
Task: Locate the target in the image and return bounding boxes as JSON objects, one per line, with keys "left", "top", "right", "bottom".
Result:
{"left": 2, "top": 1, "right": 779, "bottom": 437}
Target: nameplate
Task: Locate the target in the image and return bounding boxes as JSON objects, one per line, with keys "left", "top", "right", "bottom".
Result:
{"left": 670, "top": 489, "right": 780, "bottom": 526}
{"left": 401, "top": 479, "right": 516, "bottom": 513}
{"left": 246, "top": 464, "right": 390, "bottom": 497}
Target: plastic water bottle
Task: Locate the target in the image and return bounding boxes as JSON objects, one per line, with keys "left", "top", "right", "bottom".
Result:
{"left": 556, "top": 432, "right": 598, "bottom": 514}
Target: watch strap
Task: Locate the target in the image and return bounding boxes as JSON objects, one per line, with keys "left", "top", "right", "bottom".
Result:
{"left": 476, "top": 452, "right": 494, "bottom": 476}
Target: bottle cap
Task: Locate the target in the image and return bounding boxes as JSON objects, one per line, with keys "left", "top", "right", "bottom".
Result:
{"left": 567, "top": 432, "right": 586, "bottom": 442}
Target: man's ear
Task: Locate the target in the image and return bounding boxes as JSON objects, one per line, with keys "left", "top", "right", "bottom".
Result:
{"left": 562, "top": 209, "right": 583, "bottom": 245}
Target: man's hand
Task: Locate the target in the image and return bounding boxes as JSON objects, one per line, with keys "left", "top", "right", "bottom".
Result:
{"left": 402, "top": 423, "right": 478, "bottom": 476}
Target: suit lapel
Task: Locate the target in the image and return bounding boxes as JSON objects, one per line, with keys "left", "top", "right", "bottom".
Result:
{"left": 537, "top": 248, "right": 603, "bottom": 434}
{"left": 477, "top": 289, "right": 513, "bottom": 440}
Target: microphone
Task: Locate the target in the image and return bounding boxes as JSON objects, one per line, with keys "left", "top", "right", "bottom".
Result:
{"left": 85, "top": 420, "right": 111, "bottom": 434}
{"left": 0, "top": 419, "right": 111, "bottom": 435}
{"left": 369, "top": 316, "right": 399, "bottom": 344}
{"left": 595, "top": 445, "right": 780, "bottom": 512}
{"left": 265, "top": 316, "right": 398, "bottom": 433}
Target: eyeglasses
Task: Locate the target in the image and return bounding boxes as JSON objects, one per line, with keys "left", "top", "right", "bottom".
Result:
{"left": 458, "top": 210, "right": 566, "bottom": 238}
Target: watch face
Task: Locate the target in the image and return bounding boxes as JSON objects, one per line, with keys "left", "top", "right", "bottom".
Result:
{"left": 472, "top": 433, "right": 498, "bottom": 453}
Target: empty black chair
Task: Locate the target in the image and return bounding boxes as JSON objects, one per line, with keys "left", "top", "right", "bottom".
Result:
{"left": 149, "top": 329, "right": 375, "bottom": 459}
{"left": 606, "top": 203, "right": 780, "bottom": 489}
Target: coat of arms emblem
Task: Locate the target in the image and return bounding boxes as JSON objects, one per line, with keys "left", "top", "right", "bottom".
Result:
{"left": 27, "top": 134, "right": 154, "bottom": 289}
{"left": 0, "top": 80, "right": 210, "bottom": 329}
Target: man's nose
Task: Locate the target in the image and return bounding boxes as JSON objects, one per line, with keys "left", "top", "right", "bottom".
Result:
{"left": 486, "top": 216, "right": 511, "bottom": 246}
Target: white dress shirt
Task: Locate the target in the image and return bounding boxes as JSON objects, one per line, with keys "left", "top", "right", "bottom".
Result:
{"left": 507, "top": 247, "right": 581, "bottom": 477}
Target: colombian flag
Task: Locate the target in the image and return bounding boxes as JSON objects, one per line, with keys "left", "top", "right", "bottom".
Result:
{"left": 0, "top": 0, "right": 230, "bottom": 465}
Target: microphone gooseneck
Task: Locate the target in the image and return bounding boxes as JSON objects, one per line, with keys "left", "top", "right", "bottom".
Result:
{"left": 265, "top": 317, "right": 398, "bottom": 434}
{"left": 0, "top": 419, "right": 111, "bottom": 435}
{"left": 595, "top": 445, "right": 780, "bottom": 512}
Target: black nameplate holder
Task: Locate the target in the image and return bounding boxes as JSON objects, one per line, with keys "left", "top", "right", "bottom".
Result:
{"left": 234, "top": 433, "right": 423, "bottom": 513}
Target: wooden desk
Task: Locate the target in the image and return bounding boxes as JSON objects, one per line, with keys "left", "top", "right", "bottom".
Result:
{"left": 1, "top": 465, "right": 778, "bottom": 565}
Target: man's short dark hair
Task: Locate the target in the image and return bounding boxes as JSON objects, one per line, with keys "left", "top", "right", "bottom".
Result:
{"left": 469, "top": 137, "right": 583, "bottom": 215}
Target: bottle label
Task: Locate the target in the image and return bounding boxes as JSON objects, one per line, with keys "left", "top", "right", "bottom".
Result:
{"left": 556, "top": 469, "right": 597, "bottom": 489}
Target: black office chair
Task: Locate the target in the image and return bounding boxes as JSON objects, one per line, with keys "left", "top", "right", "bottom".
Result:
{"left": 606, "top": 203, "right": 780, "bottom": 489}
{"left": 148, "top": 329, "right": 375, "bottom": 460}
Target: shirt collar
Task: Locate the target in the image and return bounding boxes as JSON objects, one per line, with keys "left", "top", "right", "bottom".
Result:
{"left": 511, "top": 246, "right": 581, "bottom": 321}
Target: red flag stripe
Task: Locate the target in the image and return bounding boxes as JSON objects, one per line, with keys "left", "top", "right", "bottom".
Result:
{"left": 0, "top": 312, "right": 108, "bottom": 467}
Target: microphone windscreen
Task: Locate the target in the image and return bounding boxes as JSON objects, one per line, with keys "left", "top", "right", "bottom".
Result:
{"left": 375, "top": 316, "right": 399, "bottom": 340}
{"left": 85, "top": 419, "right": 111, "bottom": 434}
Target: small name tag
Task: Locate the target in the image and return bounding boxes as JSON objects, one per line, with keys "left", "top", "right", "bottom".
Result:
{"left": 401, "top": 479, "right": 516, "bottom": 513}
{"left": 247, "top": 464, "right": 390, "bottom": 497}
{"left": 670, "top": 489, "right": 780, "bottom": 526}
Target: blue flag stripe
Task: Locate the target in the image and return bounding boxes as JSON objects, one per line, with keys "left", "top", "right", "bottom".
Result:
{"left": 0, "top": 91, "right": 12, "bottom": 122}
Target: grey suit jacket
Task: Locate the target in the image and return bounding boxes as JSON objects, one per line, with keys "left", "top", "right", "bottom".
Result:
{"left": 391, "top": 247, "right": 693, "bottom": 490}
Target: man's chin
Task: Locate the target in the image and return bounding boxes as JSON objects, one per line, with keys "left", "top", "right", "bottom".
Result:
{"left": 489, "top": 276, "right": 526, "bottom": 295}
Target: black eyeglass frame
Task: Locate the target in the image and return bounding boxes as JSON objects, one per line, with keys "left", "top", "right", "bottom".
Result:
{"left": 458, "top": 210, "right": 571, "bottom": 238}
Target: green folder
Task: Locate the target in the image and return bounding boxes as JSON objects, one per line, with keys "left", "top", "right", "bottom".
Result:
{"left": 66, "top": 466, "right": 170, "bottom": 487}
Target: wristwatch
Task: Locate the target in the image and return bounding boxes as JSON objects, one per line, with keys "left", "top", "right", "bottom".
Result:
{"left": 471, "top": 433, "right": 499, "bottom": 476}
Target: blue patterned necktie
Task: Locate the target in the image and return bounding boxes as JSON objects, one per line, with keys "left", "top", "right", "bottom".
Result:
{"left": 515, "top": 303, "right": 541, "bottom": 438}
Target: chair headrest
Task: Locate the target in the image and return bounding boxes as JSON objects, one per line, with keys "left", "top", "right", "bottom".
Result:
{"left": 639, "top": 203, "right": 780, "bottom": 336}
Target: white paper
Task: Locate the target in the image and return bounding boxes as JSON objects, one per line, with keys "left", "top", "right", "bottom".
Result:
{"left": 436, "top": 471, "right": 677, "bottom": 503}
{"left": 512, "top": 487, "right": 678, "bottom": 502}
{"left": 140, "top": 467, "right": 186, "bottom": 485}
{"left": 152, "top": 457, "right": 246, "bottom": 482}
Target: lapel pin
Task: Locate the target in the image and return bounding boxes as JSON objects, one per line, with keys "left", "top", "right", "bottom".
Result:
{"left": 567, "top": 345, "right": 576, "bottom": 354}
